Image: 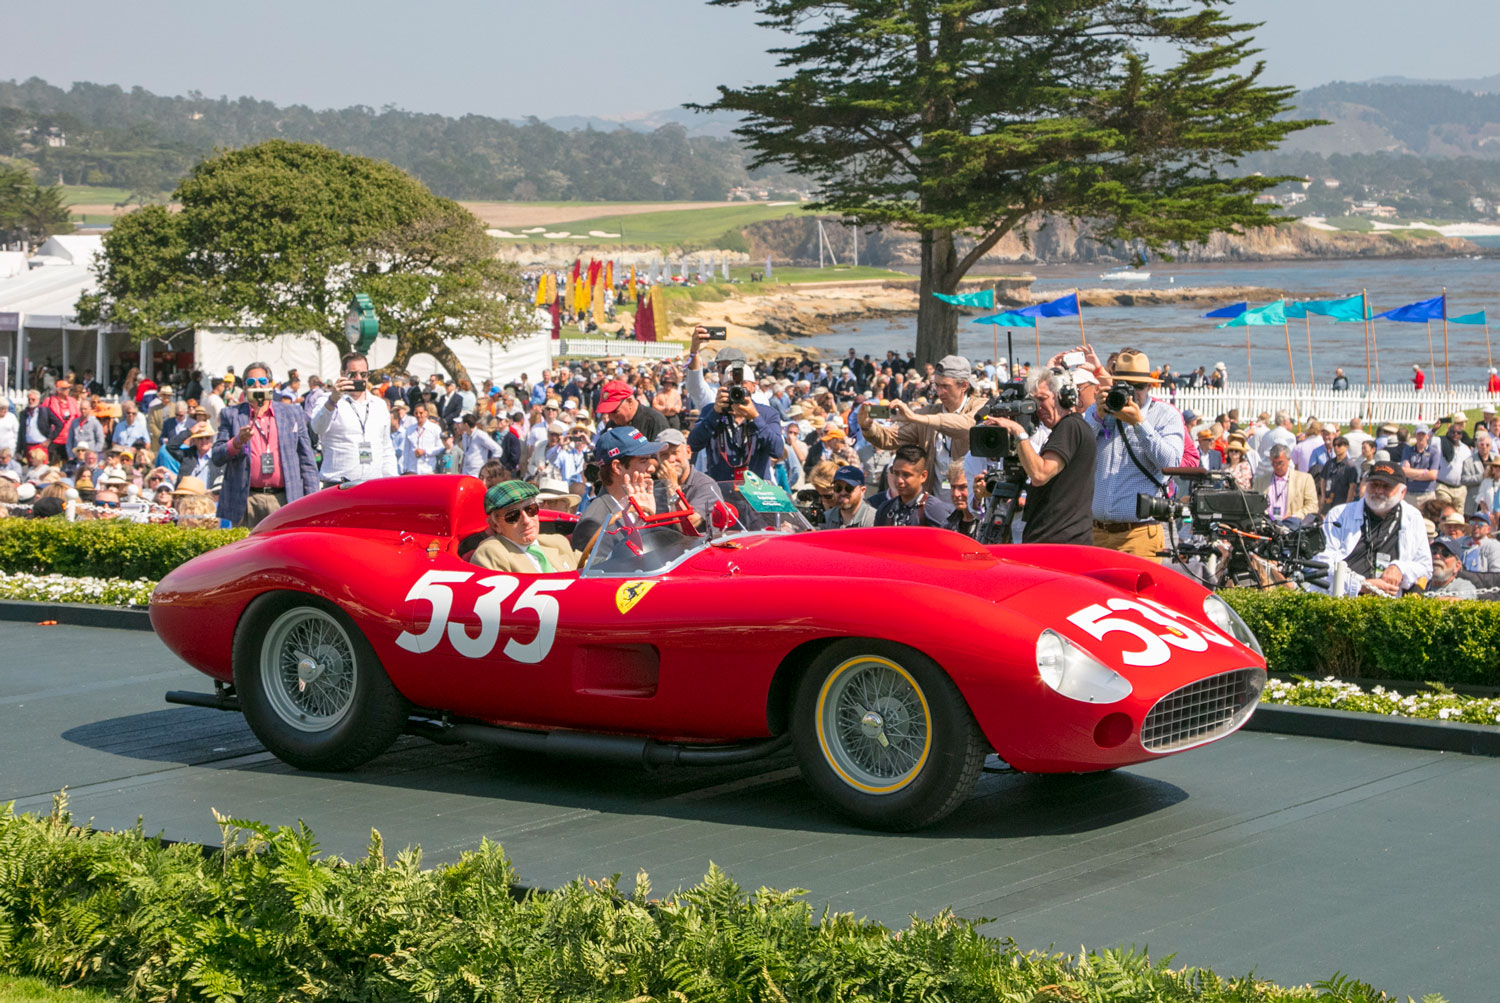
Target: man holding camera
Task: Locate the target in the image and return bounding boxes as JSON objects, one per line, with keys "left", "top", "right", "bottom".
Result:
{"left": 211, "top": 360, "right": 319, "bottom": 528}
{"left": 1082, "top": 348, "right": 1185, "bottom": 561}
{"left": 687, "top": 358, "right": 784, "bottom": 481}
{"left": 310, "top": 351, "right": 399, "bottom": 485}
{"left": 857, "top": 354, "right": 983, "bottom": 498}
{"left": 982, "top": 368, "right": 1096, "bottom": 545}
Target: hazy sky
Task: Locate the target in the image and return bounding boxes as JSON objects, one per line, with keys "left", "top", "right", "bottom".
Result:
{"left": 4, "top": 0, "right": 1498, "bottom": 120}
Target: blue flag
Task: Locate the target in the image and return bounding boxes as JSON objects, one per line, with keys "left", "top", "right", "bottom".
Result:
{"left": 1450, "top": 310, "right": 1487, "bottom": 326}
{"left": 1011, "top": 292, "right": 1081, "bottom": 319}
{"left": 1374, "top": 295, "right": 1445, "bottom": 323}
{"left": 971, "top": 310, "right": 1037, "bottom": 328}
{"left": 933, "top": 289, "right": 996, "bottom": 309}
{"left": 1204, "top": 302, "right": 1248, "bottom": 319}
{"left": 1217, "top": 300, "right": 1287, "bottom": 328}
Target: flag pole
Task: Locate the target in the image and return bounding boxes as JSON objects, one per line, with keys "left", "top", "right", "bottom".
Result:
{"left": 1075, "top": 290, "right": 1087, "bottom": 350}
{"left": 1362, "top": 288, "right": 1373, "bottom": 420}
{"left": 1244, "top": 326, "right": 1252, "bottom": 384}
{"left": 1441, "top": 286, "right": 1451, "bottom": 405}
{"left": 1426, "top": 320, "right": 1435, "bottom": 373}
{"left": 1487, "top": 320, "right": 1494, "bottom": 375}
{"left": 1283, "top": 319, "right": 1299, "bottom": 415}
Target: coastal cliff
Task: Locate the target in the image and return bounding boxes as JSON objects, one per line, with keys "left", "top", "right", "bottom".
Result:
{"left": 741, "top": 217, "right": 1476, "bottom": 266}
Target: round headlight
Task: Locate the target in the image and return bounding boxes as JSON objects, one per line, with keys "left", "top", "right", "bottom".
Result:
{"left": 1035, "top": 629, "right": 1133, "bottom": 704}
{"left": 1202, "top": 595, "right": 1263, "bottom": 656}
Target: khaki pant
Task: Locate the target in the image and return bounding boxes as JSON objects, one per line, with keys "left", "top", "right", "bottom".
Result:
{"left": 1092, "top": 521, "right": 1166, "bottom": 563}
{"left": 1436, "top": 483, "right": 1467, "bottom": 513}
{"left": 240, "top": 489, "right": 286, "bottom": 528}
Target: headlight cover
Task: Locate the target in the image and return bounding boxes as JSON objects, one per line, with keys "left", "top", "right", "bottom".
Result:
{"left": 1036, "top": 630, "right": 1133, "bottom": 704}
{"left": 1202, "top": 595, "right": 1263, "bottom": 656}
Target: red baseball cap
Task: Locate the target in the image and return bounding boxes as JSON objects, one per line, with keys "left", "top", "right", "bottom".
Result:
{"left": 595, "top": 380, "right": 634, "bottom": 414}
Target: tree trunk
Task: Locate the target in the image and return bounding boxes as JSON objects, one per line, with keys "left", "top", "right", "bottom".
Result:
{"left": 397, "top": 333, "right": 474, "bottom": 391}
{"left": 915, "top": 226, "right": 960, "bottom": 366}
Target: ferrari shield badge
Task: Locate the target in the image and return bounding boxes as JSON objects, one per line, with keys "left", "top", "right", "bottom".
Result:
{"left": 616, "top": 580, "right": 655, "bottom": 614}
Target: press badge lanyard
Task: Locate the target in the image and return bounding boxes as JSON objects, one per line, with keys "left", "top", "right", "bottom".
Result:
{"left": 251, "top": 410, "right": 277, "bottom": 478}
{"left": 344, "top": 397, "right": 373, "bottom": 465}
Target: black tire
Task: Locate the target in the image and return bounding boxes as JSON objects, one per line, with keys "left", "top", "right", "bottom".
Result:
{"left": 233, "top": 593, "right": 409, "bottom": 771}
{"left": 791, "top": 639, "right": 987, "bottom": 831}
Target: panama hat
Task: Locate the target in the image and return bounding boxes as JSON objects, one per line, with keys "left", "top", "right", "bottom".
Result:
{"left": 1109, "top": 349, "right": 1161, "bottom": 385}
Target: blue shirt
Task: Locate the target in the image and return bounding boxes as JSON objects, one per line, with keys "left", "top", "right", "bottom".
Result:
{"left": 1082, "top": 398, "right": 1186, "bottom": 522}
{"left": 1402, "top": 440, "right": 1441, "bottom": 495}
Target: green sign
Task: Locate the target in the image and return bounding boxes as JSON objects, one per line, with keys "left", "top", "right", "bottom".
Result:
{"left": 345, "top": 293, "right": 379, "bottom": 352}
{"left": 737, "top": 471, "right": 797, "bottom": 514}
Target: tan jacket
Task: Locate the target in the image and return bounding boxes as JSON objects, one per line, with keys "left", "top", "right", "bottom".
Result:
{"left": 471, "top": 532, "right": 579, "bottom": 574}
{"left": 860, "top": 394, "right": 985, "bottom": 493}
{"left": 1252, "top": 468, "right": 1319, "bottom": 520}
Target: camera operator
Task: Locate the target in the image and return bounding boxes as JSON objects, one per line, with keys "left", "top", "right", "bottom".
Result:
{"left": 687, "top": 358, "right": 784, "bottom": 481}
{"left": 1313, "top": 461, "right": 1432, "bottom": 597}
{"left": 858, "top": 354, "right": 983, "bottom": 498}
{"left": 1082, "top": 348, "right": 1185, "bottom": 562}
{"left": 981, "top": 368, "right": 1096, "bottom": 545}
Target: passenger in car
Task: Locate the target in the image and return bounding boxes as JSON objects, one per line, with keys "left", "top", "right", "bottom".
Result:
{"left": 471, "top": 480, "right": 580, "bottom": 574}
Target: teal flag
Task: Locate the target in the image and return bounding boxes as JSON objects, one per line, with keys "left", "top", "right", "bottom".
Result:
{"left": 1216, "top": 300, "right": 1286, "bottom": 328}
{"left": 1450, "top": 310, "right": 1487, "bottom": 326}
{"left": 1299, "top": 294, "right": 1369, "bottom": 322}
{"left": 934, "top": 289, "right": 995, "bottom": 309}
{"left": 972, "top": 310, "right": 1036, "bottom": 327}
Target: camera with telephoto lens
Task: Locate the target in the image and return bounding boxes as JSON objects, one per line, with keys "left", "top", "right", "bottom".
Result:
{"left": 1104, "top": 383, "right": 1132, "bottom": 414}
{"left": 726, "top": 364, "right": 749, "bottom": 406}
{"left": 969, "top": 384, "right": 1037, "bottom": 461}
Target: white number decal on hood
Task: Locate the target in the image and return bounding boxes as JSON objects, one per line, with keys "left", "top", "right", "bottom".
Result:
{"left": 1067, "top": 597, "right": 1232, "bottom": 667}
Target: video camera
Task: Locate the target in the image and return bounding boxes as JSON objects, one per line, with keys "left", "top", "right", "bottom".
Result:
{"left": 969, "top": 384, "right": 1037, "bottom": 461}
{"left": 1140, "top": 468, "right": 1328, "bottom": 589}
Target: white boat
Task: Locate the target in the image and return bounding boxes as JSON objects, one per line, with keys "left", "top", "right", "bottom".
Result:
{"left": 1099, "top": 266, "right": 1151, "bottom": 281}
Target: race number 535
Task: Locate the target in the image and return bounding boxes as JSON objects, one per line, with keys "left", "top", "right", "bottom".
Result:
{"left": 396, "top": 570, "right": 571, "bottom": 663}
{"left": 1066, "top": 597, "right": 1232, "bottom": 667}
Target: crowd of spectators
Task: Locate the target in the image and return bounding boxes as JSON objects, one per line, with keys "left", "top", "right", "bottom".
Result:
{"left": 4, "top": 336, "right": 1498, "bottom": 601}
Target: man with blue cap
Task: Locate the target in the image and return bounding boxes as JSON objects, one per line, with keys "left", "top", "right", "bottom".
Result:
{"left": 822, "top": 464, "right": 876, "bottom": 529}
{"left": 570, "top": 426, "right": 664, "bottom": 551}
{"left": 471, "top": 479, "right": 579, "bottom": 574}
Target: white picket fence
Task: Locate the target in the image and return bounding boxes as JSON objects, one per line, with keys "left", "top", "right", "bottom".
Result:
{"left": 1170, "top": 381, "right": 1497, "bottom": 425}
{"left": 556, "top": 338, "right": 685, "bottom": 360}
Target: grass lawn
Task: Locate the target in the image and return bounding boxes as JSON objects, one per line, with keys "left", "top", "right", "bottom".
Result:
{"left": 56, "top": 186, "right": 157, "bottom": 207}
{"left": 729, "top": 264, "right": 908, "bottom": 284}
{"left": 1324, "top": 215, "right": 1375, "bottom": 231}
{"left": 491, "top": 203, "right": 810, "bottom": 246}
{"left": 0, "top": 976, "right": 115, "bottom": 1003}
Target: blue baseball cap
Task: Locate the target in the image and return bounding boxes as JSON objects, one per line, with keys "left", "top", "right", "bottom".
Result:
{"left": 592, "top": 426, "right": 657, "bottom": 462}
{"left": 833, "top": 464, "right": 865, "bottom": 486}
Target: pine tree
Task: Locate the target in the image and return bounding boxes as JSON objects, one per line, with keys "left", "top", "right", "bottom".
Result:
{"left": 698, "top": 0, "right": 1317, "bottom": 363}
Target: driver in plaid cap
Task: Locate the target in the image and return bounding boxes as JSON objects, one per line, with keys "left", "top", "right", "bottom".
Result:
{"left": 471, "top": 479, "right": 579, "bottom": 574}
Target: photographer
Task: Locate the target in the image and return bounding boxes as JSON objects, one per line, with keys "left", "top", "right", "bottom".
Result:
{"left": 687, "top": 359, "right": 784, "bottom": 481}
{"left": 857, "top": 354, "right": 983, "bottom": 497}
{"left": 982, "top": 368, "right": 1096, "bottom": 545}
{"left": 309, "top": 351, "right": 399, "bottom": 485}
{"left": 1313, "top": 461, "right": 1431, "bottom": 597}
{"left": 1082, "top": 348, "right": 1185, "bottom": 562}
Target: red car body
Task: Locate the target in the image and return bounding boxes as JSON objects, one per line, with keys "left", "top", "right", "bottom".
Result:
{"left": 154, "top": 476, "right": 1267, "bottom": 827}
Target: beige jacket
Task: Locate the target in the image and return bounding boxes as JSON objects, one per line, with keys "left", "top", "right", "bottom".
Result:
{"left": 860, "top": 394, "right": 985, "bottom": 493}
{"left": 471, "top": 532, "right": 579, "bottom": 574}
{"left": 1252, "top": 469, "right": 1319, "bottom": 520}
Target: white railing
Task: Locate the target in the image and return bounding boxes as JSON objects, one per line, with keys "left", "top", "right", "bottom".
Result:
{"left": 557, "top": 338, "right": 685, "bottom": 360}
{"left": 1170, "top": 382, "right": 1497, "bottom": 425}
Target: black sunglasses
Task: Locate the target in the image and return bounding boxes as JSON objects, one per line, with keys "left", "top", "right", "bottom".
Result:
{"left": 503, "top": 503, "right": 540, "bottom": 524}
{"left": 832, "top": 483, "right": 859, "bottom": 494}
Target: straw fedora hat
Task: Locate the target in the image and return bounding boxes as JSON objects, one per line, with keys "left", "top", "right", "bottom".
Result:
{"left": 172, "top": 475, "right": 209, "bottom": 497}
{"left": 1109, "top": 349, "right": 1161, "bottom": 385}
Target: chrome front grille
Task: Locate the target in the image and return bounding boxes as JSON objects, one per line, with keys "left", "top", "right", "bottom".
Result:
{"left": 1141, "top": 668, "right": 1266, "bottom": 753}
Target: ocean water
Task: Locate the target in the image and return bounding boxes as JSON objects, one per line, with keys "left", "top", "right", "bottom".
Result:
{"left": 822, "top": 256, "right": 1500, "bottom": 385}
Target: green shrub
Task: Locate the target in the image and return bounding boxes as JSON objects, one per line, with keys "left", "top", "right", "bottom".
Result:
{"left": 1223, "top": 589, "right": 1500, "bottom": 686}
{"left": 0, "top": 520, "right": 246, "bottom": 580}
{"left": 0, "top": 797, "right": 1342, "bottom": 1002}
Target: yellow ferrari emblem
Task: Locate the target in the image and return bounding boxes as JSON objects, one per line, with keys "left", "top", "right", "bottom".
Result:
{"left": 615, "top": 580, "right": 655, "bottom": 614}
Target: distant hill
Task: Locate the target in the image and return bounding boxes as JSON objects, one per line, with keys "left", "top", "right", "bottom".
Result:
{"left": 541, "top": 107, "right": 743, "bottom": 140}
{"left": 1286, "top": 82, "right": 1500, "bottom": 158}
{"left": 1366, "top": 74, "right": 1500, "bottom": 95}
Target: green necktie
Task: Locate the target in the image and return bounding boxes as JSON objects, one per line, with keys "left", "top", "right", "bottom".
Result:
{"left": 526, "top": 543, "right": 555, "bottom": 573}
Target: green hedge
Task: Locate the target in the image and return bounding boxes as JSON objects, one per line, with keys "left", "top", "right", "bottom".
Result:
{"left": 0, "top": 798, "right": 1354, "bottom": 1003}
{"left": 0, "top": 519, "right": 246, "bottom": 581}
{"left": 1223, "top": 588, "right": 1500, "bottom": 687}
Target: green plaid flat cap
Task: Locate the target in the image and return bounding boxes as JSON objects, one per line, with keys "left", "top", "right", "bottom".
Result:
{"left": 484, "top": 479, "right": 539, "bottom": 514}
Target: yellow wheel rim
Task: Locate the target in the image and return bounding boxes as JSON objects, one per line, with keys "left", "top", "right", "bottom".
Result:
{"left": 815, "top": 655, "right": 932, "bottom": 794}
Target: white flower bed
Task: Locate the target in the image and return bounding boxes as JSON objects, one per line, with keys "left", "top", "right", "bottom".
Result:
{"left": 0, "top": 573, "right": 156, "bottom": 608}
{"left": 1264, "top": 676, "right": 1500, "bottom": 726}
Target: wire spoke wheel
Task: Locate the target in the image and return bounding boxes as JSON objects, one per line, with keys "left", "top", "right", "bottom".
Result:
{"left": 816, "top": 655, "right": 931, "bottom": 794}
{"left": 260, "top": 607, "right": 359, "bottom": 732}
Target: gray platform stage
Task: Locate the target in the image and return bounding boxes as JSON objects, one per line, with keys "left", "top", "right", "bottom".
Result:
{"left": 2, "top": 621, "right": 1493, "bottom": 1000}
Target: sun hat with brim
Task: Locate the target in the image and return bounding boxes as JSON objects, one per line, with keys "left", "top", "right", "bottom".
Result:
{"left": 186, "top": 422, "right": 215, "bottom": 440}
{"left": 1109, "top": 349, "right": 1160, "bottom": 385}
{"left": 99, "top": 472, "right": 129, "bottom": 487}
{"left": 172, "top": 475, "right": 209, "bottom": 497}
{"left": 483, "top": 479, "right": 540, "bottom": 514}
{"left": 1441, "top": 512, "right": 1467, "bottom": 527}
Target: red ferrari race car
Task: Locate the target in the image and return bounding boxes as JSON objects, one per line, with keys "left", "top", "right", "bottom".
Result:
{"left": 154, "top": 474, "right": 1268, "bottom": 831}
